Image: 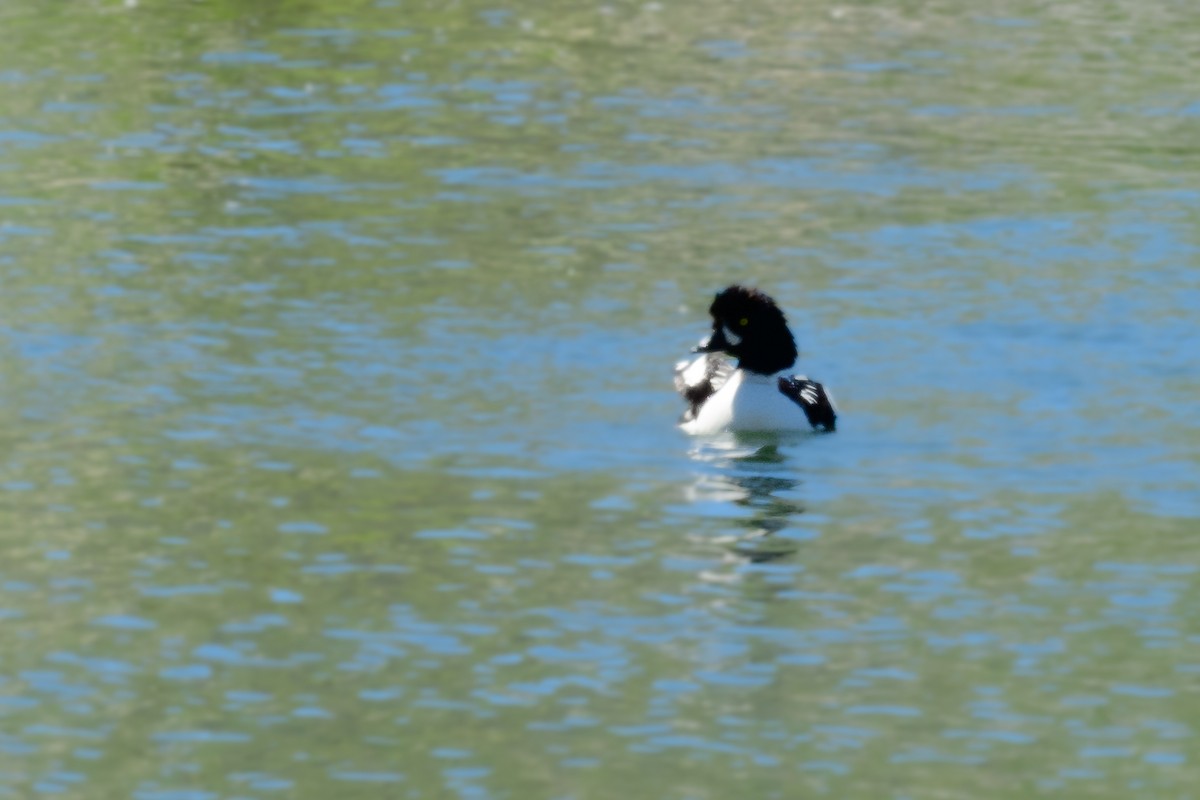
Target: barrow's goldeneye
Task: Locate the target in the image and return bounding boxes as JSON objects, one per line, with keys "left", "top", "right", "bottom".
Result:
{"left": 674, "top": 285, "right": 837, "bottom": 435}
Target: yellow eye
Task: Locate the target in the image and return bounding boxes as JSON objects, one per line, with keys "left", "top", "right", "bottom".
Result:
{"left": 739, "top": 318, "right": 749, "bottom": 327}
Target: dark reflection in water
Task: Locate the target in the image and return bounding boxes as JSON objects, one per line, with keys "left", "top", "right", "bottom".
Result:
{"left": 687, "top": 434, "right": 817, "bottom": 564}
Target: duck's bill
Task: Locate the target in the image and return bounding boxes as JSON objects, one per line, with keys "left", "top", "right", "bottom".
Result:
{"left": 691, "top": 328, "right": 728, "bottom": 353}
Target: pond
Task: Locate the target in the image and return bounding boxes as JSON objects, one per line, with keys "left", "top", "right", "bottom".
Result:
{"left": 1, "top": 0, "right": 1198, "bottom": 796}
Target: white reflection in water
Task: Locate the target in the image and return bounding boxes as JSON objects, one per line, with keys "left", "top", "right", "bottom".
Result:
{"left": 686, "top": 432, "right": 822, "bottom": 568}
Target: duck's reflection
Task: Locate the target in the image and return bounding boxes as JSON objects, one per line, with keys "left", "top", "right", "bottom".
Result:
{"left": 686, "top": 433, "right": 810, "bottom": 564}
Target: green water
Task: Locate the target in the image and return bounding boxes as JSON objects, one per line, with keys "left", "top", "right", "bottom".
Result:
{"left": 2, "top": 0, "right": 1199, "bottom": 797}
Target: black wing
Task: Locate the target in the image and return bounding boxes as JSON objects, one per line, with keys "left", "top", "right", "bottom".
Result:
{"left": 778, "top": 376, "right": 837, "bottom": 432}
{"left": 674, "top": 353, "right": 734, "bottom": 423}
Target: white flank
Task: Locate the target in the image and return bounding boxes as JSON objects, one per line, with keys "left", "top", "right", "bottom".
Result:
{"left": 681, "top": 371, "right": 816, "bottom": 435}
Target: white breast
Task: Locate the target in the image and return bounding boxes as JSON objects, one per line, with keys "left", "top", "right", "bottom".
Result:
{"left": 680, "top": 370, "right": 812, "bottom": 435}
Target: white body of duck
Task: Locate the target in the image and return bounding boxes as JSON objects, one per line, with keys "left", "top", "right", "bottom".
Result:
{"left": 676, "top": 357, "right": 831, "bottom": 435}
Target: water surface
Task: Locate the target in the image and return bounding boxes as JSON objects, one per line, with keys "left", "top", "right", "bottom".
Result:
{"left": 1, "top": 0, "right": 1199, "bottom": 796}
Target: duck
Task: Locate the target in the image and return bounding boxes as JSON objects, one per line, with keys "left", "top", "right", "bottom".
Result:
{"left": 675, "top": 285, "right": 837, "bottom": 435}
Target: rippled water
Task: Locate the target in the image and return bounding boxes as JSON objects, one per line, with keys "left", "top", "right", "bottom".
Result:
{"left": 2, "top": 0, "right": 1199, "bottom": 796}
